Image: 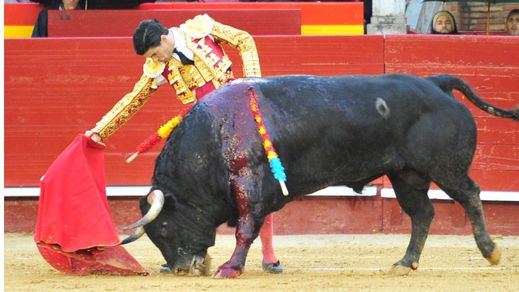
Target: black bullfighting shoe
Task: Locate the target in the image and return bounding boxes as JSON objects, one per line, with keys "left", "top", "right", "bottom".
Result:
{"left": 262, "top": 260, "right": 283, "bottom": 274}
{"left": 160, "top": 263, "right": 172, "bottom": 273}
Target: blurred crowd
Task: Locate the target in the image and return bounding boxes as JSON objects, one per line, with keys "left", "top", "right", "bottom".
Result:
{"left": 405, "top": 0, "right": 518, "bottom": 36}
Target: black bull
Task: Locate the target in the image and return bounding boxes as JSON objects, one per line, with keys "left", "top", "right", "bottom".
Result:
{"left": 125, "top": 74, "right": 518, "bottom": 278}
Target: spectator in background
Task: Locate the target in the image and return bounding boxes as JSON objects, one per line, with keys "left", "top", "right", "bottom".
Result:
{"left": 431, "top": 10, "right": 457, "bottom": 34}
{"left": 31, "top": 0, "right": 85, "bottom": 37}
{"left": 506, "top": 9, "right": 519, "bottom": 36}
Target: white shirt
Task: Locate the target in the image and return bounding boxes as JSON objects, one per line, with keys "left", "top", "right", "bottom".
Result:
{"left": 171, "top": 28, "right": 194, "bottom": 62}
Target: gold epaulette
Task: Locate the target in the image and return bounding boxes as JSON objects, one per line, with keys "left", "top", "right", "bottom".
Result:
{"left": 92, "top": 74, "right": 154, "bottom": 139}
{"left": 180, "top": 14, "right": 214, "bottom": 39}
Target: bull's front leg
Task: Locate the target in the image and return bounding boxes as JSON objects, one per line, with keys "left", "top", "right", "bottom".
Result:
{"left": 214, "top": 176, "right": 263, "bottom": 279}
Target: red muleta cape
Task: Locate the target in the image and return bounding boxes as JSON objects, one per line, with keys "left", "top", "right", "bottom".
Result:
{"left": 34, "top": 134, "right": 146, "bottom": 275}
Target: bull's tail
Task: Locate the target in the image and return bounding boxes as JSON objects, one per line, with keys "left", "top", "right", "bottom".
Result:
{"left": 426, "top": 74, "right": 519, "bottom": 121}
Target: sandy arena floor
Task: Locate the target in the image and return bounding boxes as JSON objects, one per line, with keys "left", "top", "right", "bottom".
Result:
{"left": 5, "top": 233, "right": 519, "bottom": 291}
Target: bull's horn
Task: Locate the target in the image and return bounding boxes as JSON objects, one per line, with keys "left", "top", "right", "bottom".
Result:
{"left": 120, "top": 226, "right": 145, "bottom": 245}
{"left": 122, "top": 189, "right": 165, "bottom": 230}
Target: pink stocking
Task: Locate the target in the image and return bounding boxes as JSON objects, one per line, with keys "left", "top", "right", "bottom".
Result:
{"left": 259, "top": 213, "right": 278, "bottom": 263}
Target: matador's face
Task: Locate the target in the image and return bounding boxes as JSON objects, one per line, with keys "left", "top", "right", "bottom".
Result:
{"left": 143, "top": 33, "right": 175, "bottom": 63}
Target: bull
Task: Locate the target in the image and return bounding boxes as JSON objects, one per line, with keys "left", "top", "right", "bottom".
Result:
{"left": 122, "top": 74, "right": 518, "bottom": 278}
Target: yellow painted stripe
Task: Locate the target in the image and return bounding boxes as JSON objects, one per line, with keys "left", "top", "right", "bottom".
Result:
{"left": 5, "top": 25, "right": 34, "bottom": 38}
{"left": 301, "top": 25, "right": 364, "bottom": 36}
{"left": 6, "top": 24, "right": 364, "bottom": 37}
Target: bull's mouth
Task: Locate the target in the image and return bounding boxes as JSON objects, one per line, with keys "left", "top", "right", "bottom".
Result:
{"left": 167, "top": 254, "right": 212, "bottom": 276}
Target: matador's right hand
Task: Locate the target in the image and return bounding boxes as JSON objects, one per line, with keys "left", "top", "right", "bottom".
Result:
{"left": 84, "top": 130, "right": 106, "bottom": 147}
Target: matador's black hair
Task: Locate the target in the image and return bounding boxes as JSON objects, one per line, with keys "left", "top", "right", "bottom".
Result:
{"left": 133, "top": 19, "right": 169, "bottom": 55}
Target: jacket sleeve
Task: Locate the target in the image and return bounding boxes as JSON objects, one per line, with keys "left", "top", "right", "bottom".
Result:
{"left": 210, "top": 20, "right": 261, "bottom": 78}
{"left": 91, "top": 74, "right": 155, "bottom": 140}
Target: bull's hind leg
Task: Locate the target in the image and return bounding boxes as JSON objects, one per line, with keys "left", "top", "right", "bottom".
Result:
{"left": 435, "top": 175, "right": 501, "bottom": 265}
{"left": 214, "top": 175, "right": 265, "bottom": 279}
{"left": 388, "top": 170, "right": 434, "bottom": 276}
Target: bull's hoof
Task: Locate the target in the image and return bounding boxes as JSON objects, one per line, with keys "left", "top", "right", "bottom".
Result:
{"left": 262, "top": 260, "right": 283, "bottom": 274}
{"left": 213, "top": 265, "right": 242, "bottom": 279}
{"left": 486, "top": 245, "right": 502, "bottom": 266}
{"left": 388, "top": 263, "right": 417, "bottom": 276}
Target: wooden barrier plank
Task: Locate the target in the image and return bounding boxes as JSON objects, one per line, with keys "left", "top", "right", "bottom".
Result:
{"left": 301, "top": 25, "right": 364, "bottom": 36}
{"left": 6, "top": 34, "right": 519, "bottom": 235}
{"left": 48, "top": 9, "right": 301, "bottom": 37}
{"left": 382, "top": 198, "right": 519, "bottom": 235}
{"left": 229, "top": 35, "right": 384, "bottom": 76}
{"left": 6, "top": 195, "right": 519, "bottom": 235}
{"left": 7, "top": 35, "right": 517, "bottom": 190}
{"left": 5, "top": 3, "right": 42, "bottom": 25}
{"left": 5, "top": 2, "right": 363, "bottom": 38}
{"left": 4, "top": 3, "right": 43, "bottom": 38}
{"left": 274, "top": 196, "right": 383, "bottom": 234}
{"left": 5, "top": 36, "right": 384, "bottom": 187}
{"left": 138, "top": 2, "right": 364, "bottom": 25}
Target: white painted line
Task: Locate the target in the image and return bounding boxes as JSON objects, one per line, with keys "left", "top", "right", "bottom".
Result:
{"left": 105, "top": 186, "right": 151, "bottom": 196}
{"left": 3, "top": 185, "right": 377, "bottom": 198}
{"left": 306, "top": 186, "right": 377, "bottom": 197}
{"left": 3, "top": 187, "right": 41, "bottom": 197}
{"left": 381, "top": 188, "right": 519, "bottom": 202}
{"left": 5, "top": 186, "right": 518, "bottom": 201}
{"left": 3, "top": 186, "right": 151, "bottom": 197}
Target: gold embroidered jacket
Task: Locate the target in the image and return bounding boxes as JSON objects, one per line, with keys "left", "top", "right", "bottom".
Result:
{"left": 92, "top": 14, "right": 261, "bottom": 139}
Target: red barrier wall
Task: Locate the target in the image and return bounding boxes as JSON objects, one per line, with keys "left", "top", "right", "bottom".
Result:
{"left": 384, "top": 35, "right": 519, "bottom": 192}
{"left": 5, "top": 35, "right": 519, "bottom": 235}
{"left": 8, "top": 36, "right": 515, "bottom": 190}
{"left": 4, "top": 3, "right": 43, "bottom": 38}
{"left": 5, "top": 2, "right": 363, "bottom": 38}
{"left": 5, "top": 35, "right": 384, "bottom": 187}
{"left": 4, "top": 3, "right": 42, "bottom": 25}
{"left": 47, "top": 9, "right": 301, "bottom": 37}
{"left": 138, "top": 2, "right": 364, "bottom": 26}
{"left": 6, "top": 196, "right": 518, "bottom": 235}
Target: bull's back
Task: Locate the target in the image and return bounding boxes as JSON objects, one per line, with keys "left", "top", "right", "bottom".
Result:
{"left": 253, "top": 74, "right": 467, "bottom": 145}
{"left": 258, "top": 74, "right": 457, "bottom": 121}
{"left": 192, "top": 74, "right": 476, "bottom": 195}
